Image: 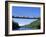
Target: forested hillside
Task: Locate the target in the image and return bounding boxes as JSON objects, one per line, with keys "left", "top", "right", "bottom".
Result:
{"left": 12, "top": 21, "right": 20, "bottom": 30}
{"left": 22, "top": 19, "right": 40, "bottom": 29}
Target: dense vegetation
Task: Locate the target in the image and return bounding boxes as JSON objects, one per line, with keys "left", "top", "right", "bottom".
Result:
{"left": 12, "top": 21, "right": 20, "bottom": 30}
{"left": 22, "top": 19, "right": 40, "bottom": 29}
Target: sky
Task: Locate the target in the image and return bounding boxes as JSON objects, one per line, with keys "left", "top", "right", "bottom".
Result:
{"left": 12, "top": 6, "right": 40, "bottom": 26}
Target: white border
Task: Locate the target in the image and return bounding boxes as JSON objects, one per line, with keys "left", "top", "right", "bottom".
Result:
{"left": 8, "top": 2, "right": 43, "bottom": 34}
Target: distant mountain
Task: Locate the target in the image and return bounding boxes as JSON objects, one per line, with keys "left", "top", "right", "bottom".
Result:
{"left": 22, "top": 19, "right": 40, "bottom": 29}
{"left": 12, "top": 16, "right": 40, "bottom": 19}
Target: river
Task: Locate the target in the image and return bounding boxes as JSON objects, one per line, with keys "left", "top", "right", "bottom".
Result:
{"left": 17, "top": 27, "right": 32, "bottom": 30}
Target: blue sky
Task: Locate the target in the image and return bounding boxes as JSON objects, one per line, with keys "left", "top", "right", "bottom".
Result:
{"left": 12, "top": 6, "right": 40, "bottom": 26}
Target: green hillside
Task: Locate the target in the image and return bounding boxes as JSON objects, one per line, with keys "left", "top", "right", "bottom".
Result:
{"left": 22, "top": 19, "right": 40, "bottom": 29}
{"left": 12, "top": 21, "right": 20, "bottom": 30}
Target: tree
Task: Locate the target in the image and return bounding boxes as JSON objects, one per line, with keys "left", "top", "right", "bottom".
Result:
{"left": 12, "top": 20, "right": 20, "bottom": 30}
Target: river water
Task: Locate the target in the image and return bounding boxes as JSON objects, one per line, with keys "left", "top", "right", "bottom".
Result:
{"left": 17, "top": 27, "right": 32, "bottom": 30}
